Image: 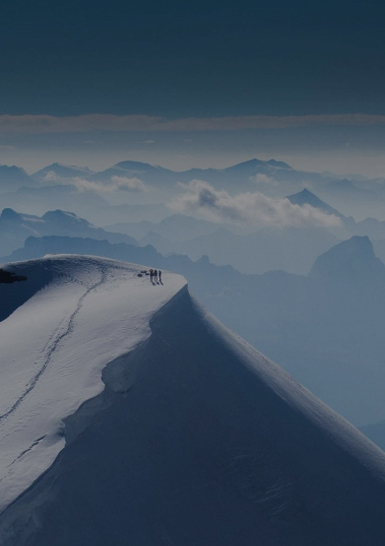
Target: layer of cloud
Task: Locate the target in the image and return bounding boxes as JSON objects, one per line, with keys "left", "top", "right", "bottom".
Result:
{"left": 71, "top": 176, "right": 148, "bottom": 193}
{"left": 250, "top": 173, "right": 278, "bottom": 186}
{"left": 42, "top": 170, "right": 60, "bottom": 182}
{"left": 2, "top": 113, "right": 385, "bottom": 134}
{"left": 170, "top": 180, "right": 341, "bottom": 228}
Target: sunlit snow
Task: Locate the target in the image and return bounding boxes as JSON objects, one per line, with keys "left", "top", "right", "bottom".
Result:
{"left": 0, "top": 255, "right": 185, "bottom": 511}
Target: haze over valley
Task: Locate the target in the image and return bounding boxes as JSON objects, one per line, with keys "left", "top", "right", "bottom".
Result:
{"left": 2, "top": 157, "right": 385, "bottom": 434}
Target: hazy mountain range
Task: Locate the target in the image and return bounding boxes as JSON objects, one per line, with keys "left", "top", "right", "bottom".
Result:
{"left": 0, "top": 184, "right": 107, "bottom": 218}
{"left": 0, "top": 208, "right": 137, "bottom": 256}
{"left": 1, "top": 160, "right": 385, "bottom": 277}
{"left": 0, "top": 158, "right": 382, "bottom": 197}
{"left": 101, "top": 189, "right": 385, "bottom": 274}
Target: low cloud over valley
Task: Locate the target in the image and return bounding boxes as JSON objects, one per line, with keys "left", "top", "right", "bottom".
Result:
{"left": 171, "top": 180, "right": 341, "bottom": 228}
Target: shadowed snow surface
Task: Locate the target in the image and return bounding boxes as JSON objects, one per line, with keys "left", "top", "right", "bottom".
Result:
{"left": 0, "top": 256, "right": 385, "bottom": 545}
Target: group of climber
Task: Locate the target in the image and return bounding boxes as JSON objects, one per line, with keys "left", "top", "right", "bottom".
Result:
{"left": 138, "top": 268, "right": 163, "bottom": 284}
{"left": 149, "top": 268, "right": 162, "bottom": 284}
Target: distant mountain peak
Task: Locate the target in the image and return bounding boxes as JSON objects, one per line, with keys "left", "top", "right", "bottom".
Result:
{"left": 0, "top": 208, "right": 21, "bottom": 222}
{"left": 287, "top": 188, "right": 323, "bottom": 204}
{"left": 46, "top": 162, "right": 66, "bottom": 168}
{"left": 0, "top": 164, "right": 26, "bottom": 172}
{"left": 42, "top": 209, "right": 78, "bottom": 220}
{"left": 0, "top": 165, "right": 37, "bottom": 190}
{"left": 329, "top": 178, "right": 356, "bottom": 188}
{"left": 32, "top": 163, "right": 94, "bottom": 181}
{"left": 266, "top": 159, "right": 292, "bottom": 169}
{"left": 114, "top": 160, "right": 169, "bottom": 172}
{"left": 286, "top": 189, "right": 344, "bottom": 218}
{"left": 115, "top": 160, "right": 152, "bottom": 168}
{"left": 42, "top": 162, "right": 90, "bottom": 170}
{"left": 310, "top": 235, "right": 385, "bottom": 280}
{"left": 238, "top": 158, "right": 263, "bottom": 166}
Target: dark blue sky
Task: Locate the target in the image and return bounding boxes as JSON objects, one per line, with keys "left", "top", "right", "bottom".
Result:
{"left": 2, "top": 0, "right": 385, "bottom": 116}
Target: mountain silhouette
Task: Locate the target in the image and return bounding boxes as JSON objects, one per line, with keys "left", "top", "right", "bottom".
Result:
{"left": 286, "top": 188, "right": 345, "bottom": 219}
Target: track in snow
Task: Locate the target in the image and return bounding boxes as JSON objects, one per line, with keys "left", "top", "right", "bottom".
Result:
{"left": 0, "top": 264, "right": 109, "bottom": 425}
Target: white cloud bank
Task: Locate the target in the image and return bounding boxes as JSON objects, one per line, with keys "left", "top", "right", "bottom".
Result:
{"left": 170, "top": 180, "right": 341, "bottom": 228}
{"left": 1, "top": 113, "right": 385, "bottom": 134}
{"left": 250, "top": 173, "right": 279, "bottom": 186}
{"left": 41, "top": 170, "right": 147, "bottom": 192}
{"left": 73, "top": 176, "right": 148, "bottom": 193}
{"left": 42, "top": 171, "right": 61, "bottom": 182}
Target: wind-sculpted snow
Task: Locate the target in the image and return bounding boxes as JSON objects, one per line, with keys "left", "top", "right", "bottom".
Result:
{"left": 0, "top": 255, "right": 185, "bottom": 513}
{"left": 1, "top": 256, "right": 385, "bottom": 545}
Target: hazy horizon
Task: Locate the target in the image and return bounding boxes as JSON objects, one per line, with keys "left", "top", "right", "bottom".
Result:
{"left": 2, "top": 0, "right": 385, "bottom": 178}
{"left": 3, "top": 139, "right": 385, "bottom": 180}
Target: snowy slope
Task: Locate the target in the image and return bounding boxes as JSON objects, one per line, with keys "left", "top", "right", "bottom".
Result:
{"left": 0, "top": 256, "right": 185, "bottom": 513}
{"left": 1, "top": 255, "right": 385, "bottom": 545}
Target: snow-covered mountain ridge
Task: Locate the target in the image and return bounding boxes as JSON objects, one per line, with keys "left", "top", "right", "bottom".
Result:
{"left": 0, "top": 255, "right": 185, "bottom": 513}
{"left": 1, "top": 255, "right": 385, "bottom": 544}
